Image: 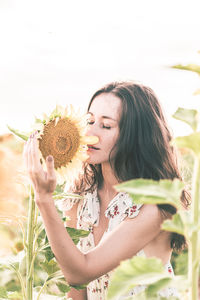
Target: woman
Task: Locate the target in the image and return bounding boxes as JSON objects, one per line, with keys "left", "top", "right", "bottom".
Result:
{"left": 24, "top": 81, "right": 189, "bottom": 299}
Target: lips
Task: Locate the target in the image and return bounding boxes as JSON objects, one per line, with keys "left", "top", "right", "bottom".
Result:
{"left": 87, "top": 145, "right": 100, "bottom": 150}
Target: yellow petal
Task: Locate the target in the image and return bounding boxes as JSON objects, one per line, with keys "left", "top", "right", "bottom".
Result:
{"left": 81, "top": 136, "right": 99, "bottom": 145}
{"left": 76, "top": 152, "right": 89, "bottom": 161}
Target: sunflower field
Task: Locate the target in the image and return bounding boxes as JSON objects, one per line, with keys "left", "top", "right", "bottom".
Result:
{"left": 0, "top": 60, "right": 200, "bottom": 300}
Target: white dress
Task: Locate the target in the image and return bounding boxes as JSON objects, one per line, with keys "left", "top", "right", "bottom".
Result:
{"left": 59, "top": 189, "right": 180, "bottom": 300}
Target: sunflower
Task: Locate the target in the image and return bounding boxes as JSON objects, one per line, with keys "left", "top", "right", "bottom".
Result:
{"left": 35, "top": 105, "right": 98, "bottom": 184}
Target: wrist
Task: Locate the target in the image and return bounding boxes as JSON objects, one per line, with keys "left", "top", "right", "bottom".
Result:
{"left": 34, "top": 192, "right": 54, "bottom": 205}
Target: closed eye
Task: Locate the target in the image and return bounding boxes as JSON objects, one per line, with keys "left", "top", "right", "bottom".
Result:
{"left": 87, "top": 121, "right": 95, "bottom": 125}
{"left": 102, "top": 125, "right": 111, "bottom": 129}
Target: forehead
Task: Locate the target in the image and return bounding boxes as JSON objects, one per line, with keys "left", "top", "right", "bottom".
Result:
{"left": 89, "top": 93, "right": 122, "bottom": 120}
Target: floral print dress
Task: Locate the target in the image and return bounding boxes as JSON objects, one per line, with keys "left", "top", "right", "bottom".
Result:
{"left": 59, "top": 190, "right": 180, "bottom": 300}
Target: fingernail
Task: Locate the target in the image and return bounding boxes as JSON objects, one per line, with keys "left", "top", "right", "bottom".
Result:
{"left": 47, "top": 155, "right": 53, "bottom": 162}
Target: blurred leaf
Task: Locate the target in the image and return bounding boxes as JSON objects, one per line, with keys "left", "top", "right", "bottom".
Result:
{"left": 0, "top": 287, "right": 8, "bottom": 298}
{"left": 7, "top": 126, "right": 30, "bottom": 141}
{"left": 174, "top": 251, "right": 188, "bottom": 275}
{"left": 175, "top": 132, "right": 200, "bottom": 156}
{"left": 115, "top": 179, "right": 184, "bottom": 210}
{"left": 162, "top": 213, "right": 185, "bottom": 236}
{"left": 107, "top": 256, "right": 169, "bottom": 299}
{"left": 145, "top": 277, "right": 172, "bottom": 297}
{"left": 172, "top": 64, "right": 200, "bottom": 76}
{"left": 172, "top": 107, "right": 199, "bottom": 132}
{"left": 7, "top": 291, "right": 22, "bottom": 299}
{"left": 56, "top": 281, "right": 71, "bottom": 293}
{"left": 66, "top": 227, "right": 90, "bottom": 245}
{"left": 53, "top": 183, "right": 66, "bottom": 194}
{"left": 44, "top": 246, "right": 55, "bottom": 262}
{"left": 34, "top": 117, "right": 43, "bottom": 124}
{"left": 40, "top": 259, "right": 59, "bottom": 276}
{"left": 70, "top": 284, "right": 87, "bottom": 290}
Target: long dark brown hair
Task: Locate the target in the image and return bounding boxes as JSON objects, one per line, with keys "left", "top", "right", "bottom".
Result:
{"left": 75, "top": 81, "right": 190, "bottom": 251}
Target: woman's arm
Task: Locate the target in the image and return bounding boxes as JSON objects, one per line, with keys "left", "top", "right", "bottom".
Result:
{"left": 65, "top": 204, "right": 87, "bottom": 300}
{"left": 37, "top": 198, "right": 162, "bottom": 285}
{"left": 24, "top": 133, "right": 163, "bottom": 285}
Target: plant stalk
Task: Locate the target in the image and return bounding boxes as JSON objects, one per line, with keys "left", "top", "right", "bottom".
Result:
{"left": 26, "top": 186, "right": 36, "bottom": 300}
{"left": 188, "top": 156, "right": 200, "bottom": 300}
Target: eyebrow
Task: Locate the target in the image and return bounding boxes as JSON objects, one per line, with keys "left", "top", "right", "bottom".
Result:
{"left": 88, "top": 112, "right": 117, "bottom": 122}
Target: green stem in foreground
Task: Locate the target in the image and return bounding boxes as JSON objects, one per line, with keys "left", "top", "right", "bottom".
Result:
{"left": 26, "top": 186, "right": 36, "bottom": 300}
{"left": 188, "top": 156, "right": 200, "bottom": 300}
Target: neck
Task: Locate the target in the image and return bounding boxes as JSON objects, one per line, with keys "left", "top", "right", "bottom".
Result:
{"left": 100, "top": 162, "right": 119, "bottom": 193}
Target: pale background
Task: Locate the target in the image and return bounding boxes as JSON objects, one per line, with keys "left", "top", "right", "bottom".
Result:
{"left": 0, "top": 0, "right": 200, "bottom": 136}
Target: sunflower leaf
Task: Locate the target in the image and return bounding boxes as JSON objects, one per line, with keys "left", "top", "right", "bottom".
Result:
{"left": 115, "top": 178, "right": 184, "bottom": 210}
{"left": 172, "top": 64, "right": 200, "bottom": 76}
{"left": 161, "top": 213, "right": 185, "bottom": 236}
{"left": 7, "top": 125, "right": 30, "bottom": 141}
{"left": 70, "top": 284, "right": 87, "bottom": 290}
{"left": 145, "top": 277, "right": 172, "bottom": 297}
{"left": 175, "top": 132, "right": 200, "bottom": 156}
{"left": 107, "top": 256, "right": 169, "bottom": 299}
{"left": 0, "top": 287, "right": 8, "bottom": 298}
{"left": 56, "top": 281, "right": 71, "bottom": 293}
{"left": 66, "top": 227, "right": 90, "bottom": 245}
{"left": 172, "top": 107, "right": 199, "bottom": 132}
{"left": 40, "top": 259, "right": 59, "bottom": 276}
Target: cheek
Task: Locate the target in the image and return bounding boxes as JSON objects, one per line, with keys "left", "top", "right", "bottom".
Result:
{"left": 106, "top": 131, "right": 119, "bottom": 152}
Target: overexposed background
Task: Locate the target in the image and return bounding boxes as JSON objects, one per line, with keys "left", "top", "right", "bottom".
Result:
{"left": 0, "top": 0, "right": 200, "bottom": 136}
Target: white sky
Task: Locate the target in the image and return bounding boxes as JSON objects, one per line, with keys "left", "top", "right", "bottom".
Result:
{"left": 0, "top": 0, "right": 200, "bottom": 136}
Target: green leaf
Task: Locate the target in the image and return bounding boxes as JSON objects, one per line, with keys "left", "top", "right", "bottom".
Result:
{"left": 54, "top": 183, "right": 66, "bottom": 194}
{"left": 115, "top": 179, "right": 184, "bottom": 210}
{"left": 145, "top": 277, "right": 172, "bottom": 297}
{"left": 174, "top": 251, "right": 188, "bottom": 275}
{"left": 172, "top": 107, "right": 199, "bottom": 132}
{"left": 0, "top": 287, "right": 8, "bottom": 298}
{"left": 66, "top": 227, "right": 90, "bottom": 245}
{"left": 70, "top": 284, "right": 87, "bottom": 290}
{"left": 172, "top": 64, "right": 200, "bottom": 76}
{"left": 162, "top": 213, "right": 185, "bottom": 236}
{"left": 7, "top": 125, "right": 30, "bottom": 141}
{"left": 56, "top": 281, "right": 71, "bottom": 293}
{"left": 175, "top": 132, "right": 200, "bottom": 156}
{"left": 40, "top": 259, "right": 59, "bottom": 276}
{"left": 107, "top": 256, "right": 169, "bottom": 299}
{"left": 7, "top": 291, "right": 23, "bottom": 299}
{"left": 34, "top": 117, "right": 43, "bottom": 124}
{"left": 44, "top": 246, "right": 55, "bottom": 262}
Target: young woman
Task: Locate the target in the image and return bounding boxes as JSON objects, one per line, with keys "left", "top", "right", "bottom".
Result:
{"left": 24, "top": 81, "right": 189, "bottom": 299}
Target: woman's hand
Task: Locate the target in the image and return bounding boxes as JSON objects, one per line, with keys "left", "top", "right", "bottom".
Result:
{"left": 23, "top": 131, "right": 57, "bottom": 202}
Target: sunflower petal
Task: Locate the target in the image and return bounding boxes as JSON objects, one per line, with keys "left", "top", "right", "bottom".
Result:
{"left": 81, "top": 136, "right": 99, "bottom": 145}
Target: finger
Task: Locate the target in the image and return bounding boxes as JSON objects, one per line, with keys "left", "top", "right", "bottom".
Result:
{"left": 46, "top": 155, "right": 56, "bottom": 183}
{"left": 31, "top": 132, "right": 43, "bottom": 170}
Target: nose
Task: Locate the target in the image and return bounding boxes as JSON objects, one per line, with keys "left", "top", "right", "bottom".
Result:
{"left": 86, "top": 123, "right": 99, "bottom": 138}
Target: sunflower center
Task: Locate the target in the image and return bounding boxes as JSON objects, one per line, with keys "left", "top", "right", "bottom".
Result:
{"left": 56, "top": 136, "right": 68, "bottom": 153}
{"left": 39, "top": 118, "right": 80, "bottom": 169}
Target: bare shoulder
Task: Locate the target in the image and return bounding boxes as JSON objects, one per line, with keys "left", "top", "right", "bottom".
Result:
{"left": 126, "top": 204, "right": 163, "bottom": 225}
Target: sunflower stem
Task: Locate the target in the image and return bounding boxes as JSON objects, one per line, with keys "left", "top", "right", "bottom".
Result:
{"left": 26, "top": 186, "right": 36, "bottom": 300}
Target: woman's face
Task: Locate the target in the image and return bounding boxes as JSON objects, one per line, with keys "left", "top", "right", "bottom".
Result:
{"left": 86, "top": 93, "right": 121, "bottom": 165}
